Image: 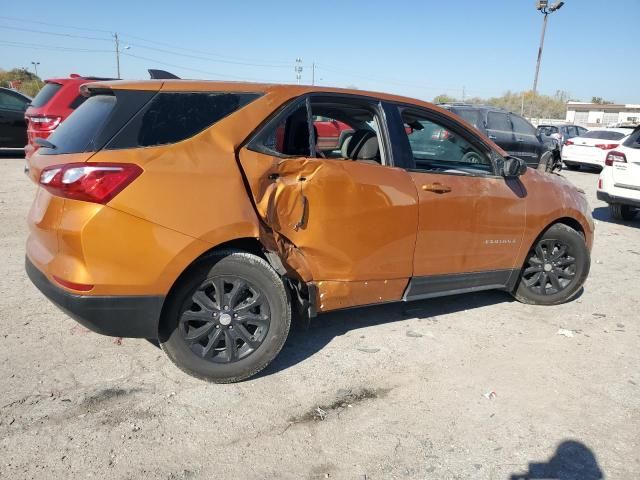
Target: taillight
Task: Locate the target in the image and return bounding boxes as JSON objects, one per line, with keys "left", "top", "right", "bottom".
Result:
{"left": 598, "top": 178, "right": 603, "bottom": 189}
{"left": 564, "top": 140, "right": 574, "bottom": 146}
{"left": 39, "top": 163, "right": 142, "bottom": 204}
{"left": 595, "top": 143, "right": 619, "bottom": 150}
{"left": 27, "top": 115, "right": 62, "bottom": 132}
{"left": 605, "top": 151, "right": 627, "bottom": 166}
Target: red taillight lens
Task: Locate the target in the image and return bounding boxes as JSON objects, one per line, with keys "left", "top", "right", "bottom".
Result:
{"left": 598, "top": 178, "right": 603, "bottom": 189}
{"left": 595, "top": 143, "right": 619, "bottom": 150}
{"left": 605, "top": 151, "right": 627, "bottom": 166}
{"left": 27, "top": 115, "right": 62, "bottom": 132}
{"left": 564, "top": 140, "right": 574, "bottom": 146}
{"left": 39, "top": 163, "right": 142, "bottom": 204}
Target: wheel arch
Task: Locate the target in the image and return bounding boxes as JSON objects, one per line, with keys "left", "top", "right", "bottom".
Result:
{"left": 157, "top": 237, "right": 268, "bottom": 338}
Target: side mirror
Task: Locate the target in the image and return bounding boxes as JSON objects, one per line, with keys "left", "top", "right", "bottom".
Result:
{"left": 502, "top": 156, "right": 528, "bottom": 178}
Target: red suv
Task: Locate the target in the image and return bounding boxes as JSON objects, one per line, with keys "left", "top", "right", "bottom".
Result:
{"left": 24, "top": 74, "right": 114, "bottom": 156}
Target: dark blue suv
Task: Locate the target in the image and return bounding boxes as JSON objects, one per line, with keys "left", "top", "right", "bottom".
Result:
{"left": 439, "top": 103, "right": 559, "bottom": 168}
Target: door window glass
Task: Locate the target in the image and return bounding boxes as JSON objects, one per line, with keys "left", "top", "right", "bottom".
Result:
{"left": 511, "top": 115, "right": 537, "bottom": 136}
{"left": 251, "top": 104, "right": 311, "bottom": 157}
{"left": 0, "top": 91, "right": 28, "bottom": 110}
{"left": 400, "top": 109, "right": 493, "bottom": 175}
{"left": 487, "top": 112, "right": 511, "bottom": 132}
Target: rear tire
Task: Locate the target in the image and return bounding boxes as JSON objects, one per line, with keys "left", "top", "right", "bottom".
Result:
{"left": 160, "top": 250, "right": 290, "bottom": 383}
{"left": 513, "top": 224, "right": 590, "bottom": 306}
{"left": 609, "top": 204, "right": 638, "bottom": 221}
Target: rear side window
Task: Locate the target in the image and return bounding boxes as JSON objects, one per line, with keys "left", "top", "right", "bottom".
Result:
{"left": 538, "top": 126, "right": 558, "bottom": 136}
{"left": 582, "top": 130, "right": 625, "bottom": 140}
{"left": 623, "top": 129, "right": 640, "bottom": 149}
{"left": 107, "top": 92, "right": 260, "bottom": 149}
{"left": 30, "top": 82, "right": 62, "bottom": 108}
{"left": 487, "top": 112, "right": 511, "bottom": 132}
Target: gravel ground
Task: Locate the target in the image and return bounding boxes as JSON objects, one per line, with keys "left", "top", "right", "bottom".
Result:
{"left": 0, "top": 157, "right": 638, "bottom": 479}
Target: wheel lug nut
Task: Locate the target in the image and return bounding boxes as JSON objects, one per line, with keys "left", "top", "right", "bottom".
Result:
{"left": 224, "top": 305, "right": 229, "bottom": 310}
{"left": 215, "top": 325, "right": 220, "bottom": 329}
{"left": 233, "top": 313, "right": 238, "bottom": 318}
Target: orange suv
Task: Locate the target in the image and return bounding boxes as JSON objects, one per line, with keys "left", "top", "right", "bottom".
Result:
{"left": 25, "top": 80, "right": 594, "bottom": 382}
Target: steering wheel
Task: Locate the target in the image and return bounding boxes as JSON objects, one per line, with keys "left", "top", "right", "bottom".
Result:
{"left": 461, "top": 151, "right": 484, "bottom": 164}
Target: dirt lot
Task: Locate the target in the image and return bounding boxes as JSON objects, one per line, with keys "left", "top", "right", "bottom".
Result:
{"left": 0, "top": 157, "right": 638, "bottom": 479}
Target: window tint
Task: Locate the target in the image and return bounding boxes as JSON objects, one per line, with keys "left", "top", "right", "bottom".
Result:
{"left": 0, "top": 91, "right": 28, "bottom": 110}
{"left": 581, "top": 130, "right": 626, "bottom": 140}
{"left": 578, "top": 127, "right": 588, "bottom": 135}
{"left": 538, "top": 126, "right": 558, "bottom": 136}
{"left": 401, "top": 109, "right": 492, "bottom": 174}
{"left": 622, "top": 128, "right": 640, "bottom": 149}
{"left": 69, "top": 95, "right": 87, "bottom": 109}
{"left": 108, "top": 92, "right": 260, "bottom": 149}
{"left": 252, "top": 104, "right": 311, "bottom": 157}
{"left": 567, "top": 126, "right": 578, "bottom": 137}
{"left": 30, "top": 82, "right": 62, "bottom": 108}
{"left": 511, "top": 115, "right": 536, "bottom": 136}
{"left": 487, "top": 112, "right": 511, "bottom": 132}
{"left": 42, "top": 95, "right": 116, "bottom": 154}
{"left": 449, "top": 108, "right": 482, "bottom": 130}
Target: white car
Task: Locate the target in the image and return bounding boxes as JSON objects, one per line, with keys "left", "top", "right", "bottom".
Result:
{"left": 562, "top": 128, "right": 630, "bottom": 170}
{"left": 597, "top": 127, "right": 640, "bottom": 221}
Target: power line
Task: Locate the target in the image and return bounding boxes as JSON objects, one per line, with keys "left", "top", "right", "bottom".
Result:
{"left": 119, "top": 52, "right": 284, "bottom": 83}
{"left": 0, "top": 15, "right": 113, "bottom": 34}
{"left": 121, "top": 41, "right": 292, "bottom": 69}
{"left": 0, "top": 24, "right": 111, "bottom": 41}
{"left": 0, "top": 39, "right": 111, "bottom": 53}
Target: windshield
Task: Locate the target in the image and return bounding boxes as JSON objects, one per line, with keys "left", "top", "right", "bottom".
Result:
{"left": 41, "top": 95, "right": 116, "bottom": 154}
{"left": 448, "top": 108, "right": 482, "bottom": 130}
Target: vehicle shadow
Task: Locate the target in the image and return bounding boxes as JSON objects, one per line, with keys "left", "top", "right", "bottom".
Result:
{"left": 257, "top": 290, "right": 514, "bottom": 379}
{"left": 593, "top": 206, "right": 640, "bottom": 229}
{"left": 509, "top": 440, "right": 604, "bottom": 480}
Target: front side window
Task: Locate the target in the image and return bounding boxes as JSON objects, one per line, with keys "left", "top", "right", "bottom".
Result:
{"left": 487, "top": 112, "right": 511, "bottom": 132}
{"left": 0, "top": 91, "right": 28, "bottom": 110}
{"left": 449, "top": 108, "right": 482, "bottom": 131}
{"left": 511, "top": 115, "right": 537, "bottom": 136}
{"left": 400, "top": 108, "right": 493, "bottom": 175}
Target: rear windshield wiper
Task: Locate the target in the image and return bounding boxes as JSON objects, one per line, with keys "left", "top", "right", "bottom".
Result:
{"left": 34, "top": 138, "right": 56, "bottom": 149}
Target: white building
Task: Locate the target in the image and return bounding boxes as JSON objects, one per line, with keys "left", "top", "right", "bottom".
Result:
{"left": 566, "top": 102, "right": 640, "bottom": 127}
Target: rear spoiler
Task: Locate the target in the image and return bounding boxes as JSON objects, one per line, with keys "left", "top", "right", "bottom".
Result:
{"left": 148, "top": 69, "right": 181, "bottom": 80}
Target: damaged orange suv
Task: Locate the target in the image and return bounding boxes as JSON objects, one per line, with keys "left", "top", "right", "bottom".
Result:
{"left": 26, "top": 80, "right": 593, "bottom": 382}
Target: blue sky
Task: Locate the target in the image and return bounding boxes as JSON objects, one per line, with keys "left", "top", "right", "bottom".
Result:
{"left": 1, "top": 0, "right": 638, "bottom": 103}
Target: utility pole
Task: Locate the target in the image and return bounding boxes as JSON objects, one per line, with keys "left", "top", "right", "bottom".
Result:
{"left": 462, "top": 86, "right": 466, "bottom": 102}
{"left": 294, "top": 58, "right": 303, "bottom": 84}
{"left": 531, "top": 1, "right": 564, "bottom": 118}
{"left": 114, "top": 33, "right": 121, "bottom": 78}
{"left": 312, "top": 63, "right": 315, "bottom": 86}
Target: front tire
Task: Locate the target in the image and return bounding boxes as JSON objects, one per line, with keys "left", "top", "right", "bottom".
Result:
{"left": 161, "top": 250, "right": 291, "bottom": 383}
{"left": 513, "top": 224, "right": 590, "bottom": 306}
{"left": 609, "top": 204, "right": 638, "bottom": 221}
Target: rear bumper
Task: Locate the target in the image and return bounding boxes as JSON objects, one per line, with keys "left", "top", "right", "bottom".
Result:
{"left": 26, "top": 256, "right": 164, "bottom": 338}
{"left": 597, "top": 191, "right": 640, "bottom": 208}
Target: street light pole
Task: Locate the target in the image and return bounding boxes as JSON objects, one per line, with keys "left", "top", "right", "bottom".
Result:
{"left": 530, "top": 1, "right": 564, "bottom": 118}
{"left": 30, "top": 61, "right": 40, "bottom": 78}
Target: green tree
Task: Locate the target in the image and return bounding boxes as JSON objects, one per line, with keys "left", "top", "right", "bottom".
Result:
{"left": 0, "top": 68, "right": 43, "bottom": 97}
{"left": 591, "top": 96, "right": 614, "bottom": 105}
{"left": 432, "top": 94, "right": 457, "bottom": 104}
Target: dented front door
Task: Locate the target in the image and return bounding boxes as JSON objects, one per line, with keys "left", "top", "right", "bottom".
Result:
{"left": 237, "top": 148, "right": 419, "bottom": 310}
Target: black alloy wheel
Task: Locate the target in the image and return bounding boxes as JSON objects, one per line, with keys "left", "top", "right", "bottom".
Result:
{"left": 521, "top": 239, "right": 576, "bottom": 296}
{"left": 179, "top": 276, "right": 270, "bottom": 363}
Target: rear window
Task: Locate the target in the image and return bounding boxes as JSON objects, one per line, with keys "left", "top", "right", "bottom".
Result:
{"left": 581, "top": 130, "right": 625, "bottom": 140}
{"left": 30, "top": 82, "right": 62, "bottom": 108}
{"left": 449, "top": 108, "right": 481, "bottom": 130}
{"left": 107, "top": 92, "right": 261, "bottom": 149}
{"left": 41, "top": 95, "right": 117, "bottom": 154}
{"left": 538, "top": 126, "right": 559, "bottom": 135}
{"left": 622, "top": 128, "right": 640, "bottom": 149}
